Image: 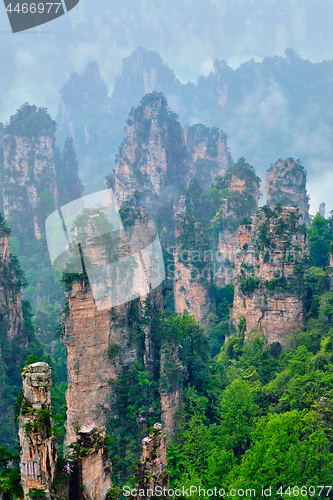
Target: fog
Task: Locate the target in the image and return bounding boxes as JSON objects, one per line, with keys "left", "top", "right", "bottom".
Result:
{"left": 1, "top": 0, "right": 333, "bottom": 214}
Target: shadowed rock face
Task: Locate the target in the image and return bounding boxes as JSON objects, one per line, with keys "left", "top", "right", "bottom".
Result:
{"left": 19, "top": 362, "right": 58, "bottom": 500}
{"left": 0, "top": 227, "right": 26, "bottom": 439}
{"left": 231, "top": 207, "right": 308, "bottom": 346}
{"left": 265, "top": 158, "right": 311, "bottom": 227}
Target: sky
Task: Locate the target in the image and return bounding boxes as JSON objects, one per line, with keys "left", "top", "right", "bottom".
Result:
{"left": 1, "top": 0, "right": 333, "bottom": 214}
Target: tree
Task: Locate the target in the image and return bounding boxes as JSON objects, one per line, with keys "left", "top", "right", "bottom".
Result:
{"left": 219, "top": 378, "right": 258, "bottom": 457}
{"left": 229, "top": 410, "right": 333, "bottom": 496}
{"left": 308, "top": 214, "right": 331, "bottom": 267}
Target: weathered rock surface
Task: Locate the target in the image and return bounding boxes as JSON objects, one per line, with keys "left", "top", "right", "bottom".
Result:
{"left": 0, "top": 225, "right": 26, "bottom": 438}
{"left": 231, "top": 206, "right": 308, "bottom": 345}
{"left": 184, "top": 124, "right": 231, "bottom": 191}
{"left": 19, "top": 362, "right": 58, "bottom": 500}
{"left": 63, "top": 206, "right": 166, "bottom": 445}
{"left": 172, "top": 195, "right": 211, "bottom": 325}
{"left": 1, "top": 106, "right": 59, "bottom": 239}
{"left": 78, "top": 424, "right": 112, "bottom": 500}
{"left": 132, "top": 423, "right": 168, "bottom": 500}
{"left": 113, "top": 93, "right": 175, "bottom": 207}
{"left": 265, "top": 158, "right": 311, "bottom": 227}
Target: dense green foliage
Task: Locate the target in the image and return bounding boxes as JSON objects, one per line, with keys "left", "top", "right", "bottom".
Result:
{"left": 308, "top": 213, "right": 332, "bottom": 268}
{"left": 109, "top": 305, "right": 209, "bottom": 487}
{"left": 5, "top": 104, "right": 56, "bottom": 138}
{"left": 168, "top": 315, "right": 333, "bottom": 499}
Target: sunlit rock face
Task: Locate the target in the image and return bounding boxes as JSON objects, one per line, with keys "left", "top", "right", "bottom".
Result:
{"left": 19, "top": 362, "right": 57, "bottom": 500}
{"left": 231, "top": 206, "right": 308, "bottom": 346}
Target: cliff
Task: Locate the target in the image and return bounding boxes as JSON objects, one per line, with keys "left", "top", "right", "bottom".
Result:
{"left": 18, "top": 362, "right": 58, "bottom": 499}
{"left": 214, "top": 158, "right": 261, "bottom": 287}
{"left": 1, "top": 104, "right": 59, "bottom": 240}
{"left": 265, "top": 158, "right": 311, "bottom": 227}
{"left": 0, "top": 217, "right": 39, "bottom": 447}
{"left": 173, "top": 159, "right": 260, "bottom": 324}
{"left": 113, "top": 92, "right": 187, "bottom": 207}
{"left": 0, "top": 103, "right": 81, "bottom": 344}
{"left": 173, "top": 194, "right": 211, "bottom": 325}
{"left": 1, "top": 104, "right": 81, "bottom": 241}
{"left": 184, "top": 124, "right": 231, "bottom": 191}
{"left": 131, "top": 423, "right": 168, "bottom": 500}
{"left": 231, "top": 205, "right": 308, "bottom": 345}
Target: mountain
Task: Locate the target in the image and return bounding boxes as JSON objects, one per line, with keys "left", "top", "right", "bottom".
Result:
{"left": 56, "top": 48, "right": 333, "bottom": 211}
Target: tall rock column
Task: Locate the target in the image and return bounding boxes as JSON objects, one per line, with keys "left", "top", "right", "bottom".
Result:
{"left": 1, "top": 104, "right": 60, "bottom": 240}
{"left": 214, "top": 158, "right": 260, "bottom": 287}
{"left": 62, "top": 205, "right": 165, "bottom": 444}
{"left": 18, "top": 362, "right": 57, "bottom": 499}
{"left": 184, "top": 123, "right": 231, "bottom": 191}
{"left": 131, "top": 423, "right": 168, "bottom": 500}
{"left": 231, "top": 206, "right": 308, "bottom": 345}
{"left": 265, "top": 158, "right": 311, "bottom": 227}
{"left": 173, "top": 195, "right": 211, "bottom": 325}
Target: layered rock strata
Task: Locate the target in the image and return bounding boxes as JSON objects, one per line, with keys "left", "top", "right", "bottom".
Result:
{"left": 231, "top": 206, "right": 308, "bottom": 345}
{"left": 19, "top": 362, "right": 58, "bottom": 499}
{"left": 265, "top": 158, "right": 311, "bottom": 227}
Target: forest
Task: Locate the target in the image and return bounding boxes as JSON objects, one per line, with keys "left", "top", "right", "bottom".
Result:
{"left": 0, "top": 61, "right": 333, "bottom": 499}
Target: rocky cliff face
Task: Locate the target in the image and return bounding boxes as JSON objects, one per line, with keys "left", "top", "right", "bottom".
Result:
{"left": 231, "top": 206, "right": 308, "bottom": 345}
{"left": 0, "top": 220, "right": 28, "bottom": 444}
{"left": 265, "top": 158, "right": 311, "bottom": 227}
{"left": 1, "top": 104, "right": 59, "bottom": 240}
{"left": 132, "top": 423, "right": 168, "bottom": 500}
{"left": 184, "top": 124, "right": 231, "bottom": 191}
{"left": 76, "top": 424, "right": 112, "bottom": 500}
{"left": 173, "top": 195, "right": 211, "bottom": 325}
{"left": 214, "top": 158, "right": 261, "bottom": 287}
{"left": 61, "top": 202, "right": 184, "bottom": 447}
{"left": 112, "top": 91, "right": 232, "bottom": 209}
{"left": 113, "top": 92, "right": 187, "bottom": 207}
{"left": 19, "top": 362, "right": 58, "bottom": 499}
{"left": 173, "top": 159, "right": 260, "bottom": 325}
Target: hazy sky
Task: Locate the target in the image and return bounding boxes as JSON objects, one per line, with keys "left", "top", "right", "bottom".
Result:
{"left": 1, "top": 0, "right": 333, "bottom": 213}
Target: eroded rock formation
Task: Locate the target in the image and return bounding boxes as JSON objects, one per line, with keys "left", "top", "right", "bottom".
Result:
{"left": 231, "top": 206, "right": 308, "bottom": 345}
{"left": 184, "top": 124, "right": 231, "bottom": 191}
{"left": 62, "top": 206, "right": 165, "bottom": 445}
{"left": 1, "top": 105, "right": 59, "bottom": 239}
{"left": 265, "top": 158, "right": 311, "bottom": 227}
{"left": 132, "top": 423, "right": 168, "bottom": 500}
{"left": 19, "top": 362, "right": 57, "bottom": 499}
{"left": 173, "top": 195, "right": 211, "bottom": 325}
{"left": 77, "top": 424, "right": 112, "bottom": 500}
{"left": 214, "top": 159, "right": 260, "bottom": 287}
